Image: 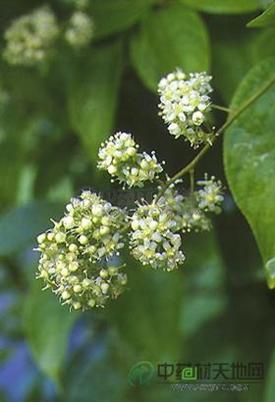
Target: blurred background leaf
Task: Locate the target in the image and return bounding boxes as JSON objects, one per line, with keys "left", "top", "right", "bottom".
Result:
{"left": 130, "top": 3, "right": 210, "bottom": 91}
{"left": 179, "top": 0, "right": 261, "bottom": 14}
{"left": 68, "top": 42, "right": 123, "bottom": 166}
{"left": 108, "top": 256, "right": 184, "bottom": 362}
{"left": 0, "top": 202, "right": 63, "bottom": 257}
{"left": 264, "top": 350, "right": 275, "bottom": 402}
{"left": 248, "top": 1, "right": 275, "bottom": 27}
{"left": 90, "top": 0, "right": 154, "bottom": 39}
{"left": 211, "top": 15, "right": 257, "bottom": 103}
{"left": 23, "top": 280, "right": 77, "bottom": 386}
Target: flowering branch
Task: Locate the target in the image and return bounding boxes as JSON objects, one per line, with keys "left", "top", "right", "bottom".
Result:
{"left": 156, "top": 73, "right": 275, "bottom": 201}
{"left": 36, "top": 69, "right": 275, "bottom": 312}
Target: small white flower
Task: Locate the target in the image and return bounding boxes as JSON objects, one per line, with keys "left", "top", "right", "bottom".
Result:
{"left": 192, "top": 111, "right": 204, "bottom": 126}
{"left": 196, "top": 175, "right": 224, "bottom": 214}
{"left": 63, "top": 216, "right": 75, "bottom": 229}
{"left": 65, "top": 11, "right": 94, "bottom": 48}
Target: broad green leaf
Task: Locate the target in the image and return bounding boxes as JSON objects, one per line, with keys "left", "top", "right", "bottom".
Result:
{"left": 24, "top": 280, "right": 77, "bottom": 385}
{"left": 181, "top": 233, "right": 227, "bottom": 338}
{"left": 130, "top": 4, "right": 210, "bottom": 91}
{"left": 0, "top": 202, "right": 63, "bottom": 257}
{"left": 180, "top": 0, "right": 261, "bottom": 14}
{"left": 0, "top": 138, "right": 23, "bottom": 208}
{"left": 68, "top": 42, "right": 123, "bottom": 164}
{"left": 253, "top": 28, "right": 275, "bottom": 60}
{"left": 90, "top": 0, "right": 154, "bottom": 39}
{"left": 108, "top": 256, "right": 184, "bottom": 361}
{"left": 224, "top": 57, "right": 275, "bottom": 287}
{"left": 248, "top": 2, "right": 275, "bottom": 27}
{"left": 264, "top": 350, "right": 275, "bottom": 402}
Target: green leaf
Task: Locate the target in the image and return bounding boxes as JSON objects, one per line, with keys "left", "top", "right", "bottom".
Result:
{"left": 211, "top": 18, "right": 257, "bottom": 104}
{"left": 181, "top": 233, "right": 227, "bottom": 338}
{"left": 130, "top": 4, "right": 210, "bottom": 91}
{"left": 24, "top": 280, "right": 77, "bottom": 384}
{"left": 265, "top": 350, "right": 275, "bottom": 402}
{"left": 108, "top": 257, "right": 184, "bottom": 361}
{"left": 253, "top": 28, "right": 275, "bottom": 60}
{"left": 0, "top": 202, "right": 63, "bottom": 257}
{"left": 179, "top": 0, "right": 261, "bottom": 14}
{"left": 224, "top": 57, "right": 275, "bottom": 287}
{"left": 66, "top": 348, "right": 126, "bottom": 402}
{"left": 68, "top": 42, "right": 123, "bottom": 164}
{"left": 0, "top": 138, "right": 24, "bottom": 208}
{"left": 248, "top": 2, "right": 275, "bottom": 27}
{"left": 90, "top": 0, "right": 154, "bottom": 39}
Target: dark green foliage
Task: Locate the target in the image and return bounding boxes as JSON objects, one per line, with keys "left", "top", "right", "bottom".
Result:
{"left": 1, "top": 1, "right": 275, "bottom": 401}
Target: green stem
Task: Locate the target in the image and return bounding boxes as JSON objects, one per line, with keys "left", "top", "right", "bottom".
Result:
{"left": 155, "top": 74, "right": 275, "bottom": 201}
{"left": 189, "top": 169, "right": 195, "bottom": 194}
{"left": 212, "top": 104, "right": 231, "bottom": 113}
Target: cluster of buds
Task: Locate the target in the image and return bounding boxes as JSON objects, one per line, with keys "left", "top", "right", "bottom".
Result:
{"left": 158, "top": 69, "right": 213, "bottom": 148}
{"left": 156, "top": 183, "right": 210, "bottom": 233}
{"left": 36, "top": 191, "right": 128, "bottom": 310}
{"left": 129, "top": 202, "right": 185, "bottom": 272}
{"left": 196, "top": 176, "right": 224, "bottom": 214}
{"left": 129, "top": 178, "right": 223, "bottom": 271}
{"left": 97, "top": 132, "right": 164, "bottom": 188}
{"left": 3, "top": 7, "right": 59, "bottom": 66}
{"left": 64, "top": 11, "right": 94, "bottom": 48}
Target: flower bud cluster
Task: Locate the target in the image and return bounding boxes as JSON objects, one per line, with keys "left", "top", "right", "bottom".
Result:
{"left": 157, "top": 184, "right": 209, "bottom": 232}
{"left": 196, "top": 176, "right": 224, "bottom": 214}
{"left": 158, "top": 69, "right": 213, "bottom": 148}
{"left": 129, "top": 177, "right": 223, "bottom": 271}
{"left": 37, "top": 191, "right": 128, "bottom": 310}
{"left": 3, "top": 7, "right": 59, "bottom": 66}
{"left": 64, "top": 11, "right": 94, "bottom": 48}
{"left": 129, "top": 201, "right": 185, "bottom": 272}
{"left": 97, "top": 132, "right": 163, "bottom": 188}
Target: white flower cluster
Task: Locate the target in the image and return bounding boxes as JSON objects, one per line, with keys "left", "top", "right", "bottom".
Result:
{"left": 3, "top": 7, "right": 59, "bottom": 66}
{"left": 196, "top": 176, "right": 224, "bottom": 214}
{"left": 36, "top": 191, "right": 128, "bottom": 310}
{"left": 156, "top": 182, "right": 215, "bottom": 233}
{"left": 129, "top": 178, "right": 223, "bottom": 271}
{"left": 97, "top": 132, "right": 163, "bottom": 188}
{"left": 130, "top": 202, "right": 185, "bottom": 271}
{"left": 158, "top": 69, "right": 213, "bottom": 148}
{"left": 65, "top": 11, "right": 94, "bottom": 48}
{"left": 179, "top": 200, "right": 211, "bottom": 233}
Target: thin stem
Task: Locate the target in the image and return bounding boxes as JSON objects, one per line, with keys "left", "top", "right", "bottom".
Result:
{"left": 189, "top": 169, "right": 195, "bottom": 194}
{"left": 155, "top": 74, "right": 275, "bottom": 201}
{"left": 212, "top": 104, "right": 231, "bottom": 113}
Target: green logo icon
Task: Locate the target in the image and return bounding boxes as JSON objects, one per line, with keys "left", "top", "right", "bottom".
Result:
{"left": 128, "top": 361, "right": 155, "bottom": 387}
{"left": 181, "top": 367, "right": 198, "bottom": 381}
